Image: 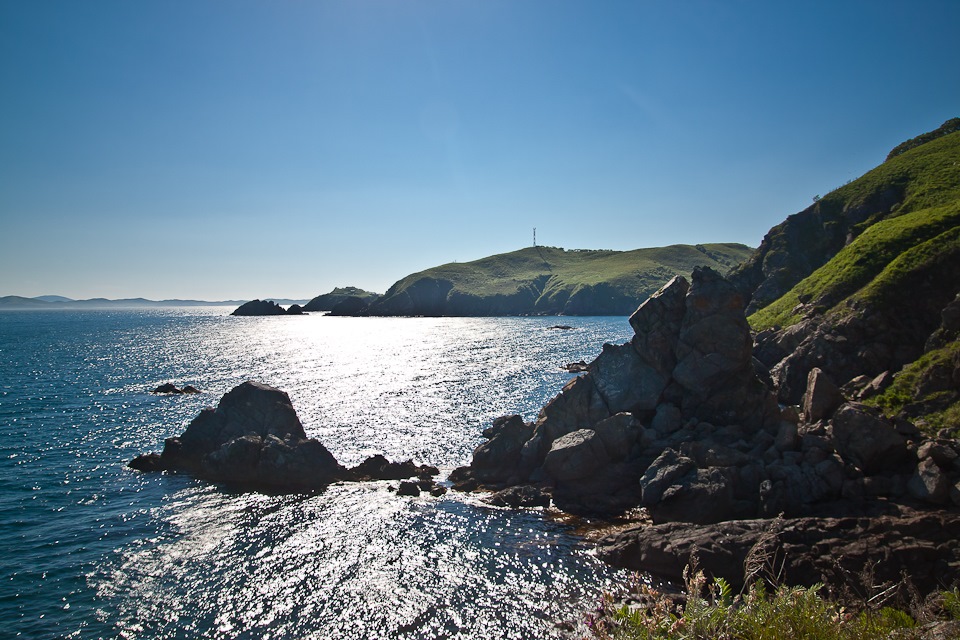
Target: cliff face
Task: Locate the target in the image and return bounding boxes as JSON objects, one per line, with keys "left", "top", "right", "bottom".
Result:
{"left": 359, "top": 243, "right": 754, "bottom": 317}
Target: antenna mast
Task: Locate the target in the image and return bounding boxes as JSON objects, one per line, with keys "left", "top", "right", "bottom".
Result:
{"left": 533, "top": 227, "right": 537, "bottom": 247}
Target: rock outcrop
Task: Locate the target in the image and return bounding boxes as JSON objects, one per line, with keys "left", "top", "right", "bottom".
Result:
{"left": 452, "top": 267, "right": 960, "bottom": 536}
{"left": 231, "top": 300, "right": 304, "bottom": 316}
{"left": 597, "top": 511, "right": 960, "bottom": 599}
{"left": 130, "top": 381, "right": 437, "bottom": 491}
{"left": 452, "top": 267, "right": 783, "bottom": 516}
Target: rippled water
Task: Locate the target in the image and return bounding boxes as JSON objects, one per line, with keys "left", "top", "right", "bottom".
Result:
{"left": 0, "top": 309, "right": 635, "bottom": 639}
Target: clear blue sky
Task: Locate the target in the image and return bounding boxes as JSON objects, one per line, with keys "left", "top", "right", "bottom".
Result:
{"left": 1, "top": 1, "right": 958, "bottom": 300}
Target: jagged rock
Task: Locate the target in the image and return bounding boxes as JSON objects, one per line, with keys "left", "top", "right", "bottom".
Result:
{"left": 485, "top": 485, "right": 551, "bottom": 508}
{"left": 629, "top": 275, "right": 689, "bottom": 375}
{"left": 917, "top": 441, "right": 959, "bottom": 467}
{"left": 591, "top": 342, "right": 666, "bottom": 413}
{"left": 151, "top": 383, "right": 200, "bottom": 394}
{"left": 802, "top": 367, "right": 843, "bottom": 422}
{"left": 397, "top": 481, "right": 421, "bottom": 497}
{"left": 129, "top": 381, "right": 425, "bottom": 492}
{"left": 857, "top": 370, "right": 893, "bottom": 400}
{"left": 831, "top": 402, "right": 909, "bottom": 474}
{"left": 563, "top": 360, "right": 589, "bottom": 373}
{"left": 350, "top": 454, "right": 438, "bottom": 481}
{"left": 517, "top": 375, "right": 610, "bottom": 474}
{"left": 650, "top": 402, "right": 683, "bottom": 435}
{"left": 908, "top": 458, "right": 950, "bottom": 504}
{"left": 328, "top": 296, "right": 371, "bottom": 316}
{"left": 650, "top": 466, "right": 748, "bottom": 525}
{"left": 468, "top": 415, "right": 534, "bottom": 485}
{"left": 596, "top": 513, "right": 960, "bottom": 597}
{"left": 592, "top": 413, "right": 643, "bottom": 460}
{"left": 639, "top": 449, "right": 695, "bottom": 507}
{"left": 231, "top": 299, "right": 301, "bottom": 316}
{"left": 542, "top": 429, "right": 610, "bottom": 482}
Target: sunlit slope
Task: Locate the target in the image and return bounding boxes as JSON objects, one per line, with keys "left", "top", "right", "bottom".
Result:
{"left": 747, "top": 127, "right": 960, "bottom": 332}
{"left": 364, "top": 243, "right": 753, "bottom": 316}
{"left": 734, "top": 120, "right": 960, "bottom": 317}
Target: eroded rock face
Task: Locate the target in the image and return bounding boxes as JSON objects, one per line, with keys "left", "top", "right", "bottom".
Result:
{"left": 129, "top": 381, "right": 435, "bottom": 492}
{"left": 452, "top": 268, "right": 782, "bottom": 515}
{"left": 596, "top": 512, "right": 960, "bottom": 598}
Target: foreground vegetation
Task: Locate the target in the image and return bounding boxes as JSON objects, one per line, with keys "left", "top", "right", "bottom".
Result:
{"left": 589, "top": 567, "right": 960, "bottom": 640}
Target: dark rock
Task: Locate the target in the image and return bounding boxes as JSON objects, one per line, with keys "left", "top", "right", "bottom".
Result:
{"left": 397, "top": 481, "right": 421, "bottom": 497}
{"left": 592, "top": 413, "right": 643, "bottom": 460}
{"left": 469, "top": 415, "right": 535, "bottom": 486}
{"left": 328, "top": 296, "right": 371, "bottom": 316}
{"left": 650, "top": 466, "right": 748, "bottom": 525}
{"left": 831, "top": 402, "right": 910, "bottom": 474}
{"left": 128, "top": 452, "right": 166, "bottom": 472}
{"left": 591, "top": 342, "right": 666, "bottom": 413}
{"left": 563, "top": 360, "right": 589, "bottom": 373}
{"left": 130, "top": 381, "right": 434, "bottom": 493}
{"left": 303, "top": 287, "right": 380, "bottom": 312}
{"left": 549, "top": 325, "right": 573, "bottom": 330}
{"left": 629, "top": 275, "right": 689, "bottom": 375}
{"left": 802, "top": 367, "right": 843, "bottom": 422}
{"left": 350, "top": 454, "right": 437, "bottom": 481}
{"left": 485, "top": 485, "right": 551, "bottom": 508}
{"left": 908, "top": 458, "right": 950, "bottom": 504}
{"left": 181, "top": 385, "right": 201, "bottom": 394}
{"left": 597, "top": 512, "right": 960, "bottom": 598}
{"left": 152, "top": 383, "right": 182, "bottom": 394}
{"left": 542, "top": 429, "right": 609, "bottom": 482}
{"left": 231, "top": 299, "right": 297, "bottom": 316}
{"left": 639, "top": 448, "right": 695, "bottom": 507}
{"left": 286, "top": 304, "right": 304, "bottom": 315}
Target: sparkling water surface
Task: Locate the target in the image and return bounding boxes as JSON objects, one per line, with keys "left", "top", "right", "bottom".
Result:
{"left": 0, "top": 309, "right": 634, "bottom": 639}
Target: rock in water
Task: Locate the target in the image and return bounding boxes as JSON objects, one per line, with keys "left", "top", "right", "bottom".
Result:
{"left": 130, "top": 381, "right": 441, "bottom": 493}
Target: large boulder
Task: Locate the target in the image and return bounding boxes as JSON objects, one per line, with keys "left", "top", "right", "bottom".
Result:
{"left": 166, "top": 381, "right": 307, "bottom": 467}
{"left": 130, "top": 381, "right": 422, "bottom": 492}
{"left": 831, "top": 402, "right": 909, "bottom": 475}
{"left": 802, "top": 367, "right": 844, "bottom": 422}
{"left": 542, "top": 429, "right": 610, "bottom": 482}
{"left": 464, "top": 415, "right": 534, "bottom": 486}
{"left": 629, "top": 275, "right": 689, "bottom": 375}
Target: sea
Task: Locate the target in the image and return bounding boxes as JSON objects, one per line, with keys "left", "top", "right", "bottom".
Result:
{"left": 0, "top": 308, "right": 637, "bottom": 639}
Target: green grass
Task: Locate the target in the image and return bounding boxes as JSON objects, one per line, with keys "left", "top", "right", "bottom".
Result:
{"left": 749, "top": 202, "right": 960, "bottom": 330}
{"left": 381, "top": 243, "right": 752, "bottom": 301}
{"left": 590, "top": 570, "right": 960, "bottom": 640}
{"left": 868, "top": 338, "right": 960, "bottom": 434}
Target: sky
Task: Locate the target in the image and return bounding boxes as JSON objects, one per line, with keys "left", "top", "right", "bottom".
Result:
{"left": 1, "top": 1, "right": 958, "bottom": 301}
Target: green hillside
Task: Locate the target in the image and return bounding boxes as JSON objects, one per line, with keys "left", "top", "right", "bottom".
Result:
{"left": 362, "top": 243, "right": 753, "bottom": 316}
{"left": 748, "top": 127, "right": 960, "bottom": 332}
{"left": 741, "top": 119, "right": 960, "bottom": 426}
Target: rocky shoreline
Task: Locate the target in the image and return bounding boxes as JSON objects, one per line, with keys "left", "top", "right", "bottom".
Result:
{"left": 449, "top": 267, "right": 960, "bottom": 596}
{"left": 130, "top": 267, "right": 959, "bottom": 601}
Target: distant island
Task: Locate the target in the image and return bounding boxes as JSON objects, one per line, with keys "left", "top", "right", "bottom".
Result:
{"left": 0, "top": 296, "right": 309, "bottom": 309}
{"left": 302, "top": 287, "right": 380, "bottom": 312}
{"left": 339, "top": 243, "right": 754, "bottom": 316}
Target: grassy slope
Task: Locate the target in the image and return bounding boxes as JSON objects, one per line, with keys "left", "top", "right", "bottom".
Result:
{"left": 381, "top": 243, "right": 752, "bottom": 304}
{"left": 749, "top": 130, "right": 960, "bottom": 332}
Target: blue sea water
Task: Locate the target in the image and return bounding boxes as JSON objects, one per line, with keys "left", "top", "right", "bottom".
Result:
{"left": 0, "top": 309, "right": 635, "bottom": 639}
